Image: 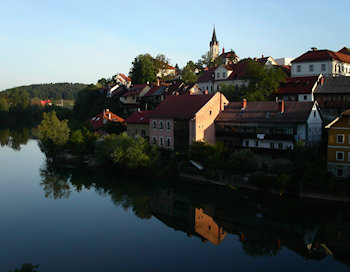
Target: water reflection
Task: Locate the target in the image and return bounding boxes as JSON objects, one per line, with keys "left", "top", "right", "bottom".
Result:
{"left": 0, "top": 129, "right": 30, "bottom": 151}
{"left": 39, "top": 161, "right": 350, "bottom": 267}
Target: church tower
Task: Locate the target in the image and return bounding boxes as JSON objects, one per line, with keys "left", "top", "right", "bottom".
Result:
{"left": 209, "top": 27, "right": 219, "bottom": 61}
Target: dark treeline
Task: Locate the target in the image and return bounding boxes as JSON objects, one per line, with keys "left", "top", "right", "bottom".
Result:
{"left": 2, "top": 82, "right": 88, "bottom": 100}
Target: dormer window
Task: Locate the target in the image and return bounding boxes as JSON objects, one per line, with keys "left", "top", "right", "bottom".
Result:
{"left": 217, "top": 73, "right": 220, "bottom": 79}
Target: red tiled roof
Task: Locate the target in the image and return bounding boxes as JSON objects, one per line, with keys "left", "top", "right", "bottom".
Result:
{"left": 89, "top": 110, "right": 125, "bottom": 130}
{"left": 126, "top": 110, "right": 152, "bottom": 124}
{"left": 197, "top": 67, "right": 216, "bottom": 83}
{"left": 143, "top": 86, "right": 162, "bottom": 97}
{"left": 120, "top": 73, "right": 131, "bottom": 81}
{"left": 338, "top": 47, "right": 350, "bottom": 56}
{"left": 292, "top": 49, "right": 350, "bottom": 64}
{"left": 342, "top": 109, "right": 350, "bottom": 116}
{"left": 216, "top": 101, "right": 315, "bottom": 123}
{"left": 274, "top": 76, "right": 319, "bottom": 95}
{"left": 150, "top": 94, "right": 215, "bottom": 119}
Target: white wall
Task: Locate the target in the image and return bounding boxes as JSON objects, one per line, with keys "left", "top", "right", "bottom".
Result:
{"left": 292, "top": 60, "right": 350, "bottom": 77}
{"left": 306, "top": 104, "right": 323, "bottom": 145}
{"left": 242, "top": 138, "right": 294, "bottom": 150}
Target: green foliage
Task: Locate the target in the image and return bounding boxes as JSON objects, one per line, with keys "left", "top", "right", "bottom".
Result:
{"left": 2, "top": 83, "right": 87, "bottom": 100}
{"left": 181, "top": 61, "right": 198, "bottom": 84}
{"left": 196, "top": 51, "right": 222, "bottom": 69}
{"left": 130, "top": 53, "right": 158, "bottom": 84}
{"left": 220, "top": 84, "right": 242, "bottom": 102}
{"left": 0, "top": 97, "right": 9, "bottom": 111}
{"left": 9, "top": 263, "right": 40, "bottom": 272}
{"left": 228, "top": 150, "right": 257, "bottom": 174}
{"left": 39, "top": 111, "right": 70, "bottom": 145}
{"left": 241, "top": 60, "right": 286, "bottom": 101}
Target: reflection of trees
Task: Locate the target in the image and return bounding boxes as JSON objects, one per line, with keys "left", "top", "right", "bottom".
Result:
{"left": 242, "top": 239, "right": 281, "bottom": 257}
{"left": 39, "top": 162, "right": 71, "bottom": 199}
{"left": 0, "top": 129, "right": 30, "bottom": 151}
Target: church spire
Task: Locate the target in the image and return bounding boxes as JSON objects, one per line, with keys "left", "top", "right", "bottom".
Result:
{"left": 209, "top": 26, "right": 219, "bottom": 61}
{"left": 211, "top": 26, "right": 218, "bottom": 44}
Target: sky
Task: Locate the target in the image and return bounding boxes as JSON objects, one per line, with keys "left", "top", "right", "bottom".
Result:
{"left": 1, "top": 0, "right": 350, "bottom": 91}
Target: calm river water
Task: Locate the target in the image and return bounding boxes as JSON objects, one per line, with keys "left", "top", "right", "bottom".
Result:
{"left": 0, "top": 136, "right": 349, "bottom": 271}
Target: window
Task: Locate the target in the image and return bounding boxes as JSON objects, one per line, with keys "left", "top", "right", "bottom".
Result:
{"left": 152, "top": 136, "right": 157, "bottom": 145}
{"left": 222, "top": 72, "right": 225, "bottom": 78}
{"left": 159, "top": 120, "right": 164, "bottom": 130}
{"left": 166, "top": 121, "right": 171, "bottom": 130}
{"left": 336, "top": 168, "right": 344, "bottom": 177}
{"left": 321, "top": 64, "right": 326, "bottom": 71}
{"left": 336, "top": 151, "right": 344, "bottom": 161}
{"left": 209, "top": 110, "right": 212, "bottom": 115}
{"left": 309, "top": 64, "right": 314, "bottom": 72}
{"left": 304, "top": 95, "right": 307, "bottom": 100}
{"left": 152, "top": 120, "right": 157, "bottom": 129}
{"left": 210, "top": 86, "right": 213, "bottom": 92}
{"left": 141, "top": 130, "right": 146, "bottom": 137}
{"left": 270, "top": 142, "right": 275, "bottom": 149}
{"left": 245, "top": 141, "right": 249, "bottom": 147}
{"left": 255, "top": 141, "right": 258, "bottom": 147}
{"left": 166, "top": 137, "right": 171, "bottom": 147}
{"left": 337, "top": 134, "right": 344, "bottom": 144}
{"left": 297, "top": 65, "right": 301, "bottom": 72}
{"left": 217, "top": 73, "right": 220, "bottom": 79}
{"left": 278, "top": 142, "right": 283, "bottom": 149}
{"left": 313, "top": 111, "right": 316, "bottom": 117}
{"left": 159, "top": 137, "right": 164, "bottom": 147}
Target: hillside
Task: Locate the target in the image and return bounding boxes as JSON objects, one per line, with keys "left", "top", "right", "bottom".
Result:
{"left": 2, "top": 83, "right": 89, "bottom": 100}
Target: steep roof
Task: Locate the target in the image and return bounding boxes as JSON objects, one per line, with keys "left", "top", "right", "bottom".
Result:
{"left": 122, "top": 84, "right": 149, "bottom": 97}
{"left": 216, "top": 101, "right": 314, "bottom": 124}
{"left": 315, "top": 76, "right": 350, "bottom": 94}
{"left": 338, "top": 47, "right": 350, "bottom": 56}
{"left": 125, "top": 110, "right": 152, "bottom": 124}
{"left": 150, "top": 94, "right": 215, "bottom": 119}
{"left": 292, "top": 49, "right": 350, "bottom": 64}
{"left": 274, "top": 76, "right": 319, "bottom": 95}
{"left": 211, "top": 27, "right": 218, "bottom": 44}
{"left": 89, "top": 110, "right": 125, "bottom": 129}
{"left": 143, "top": 86, "right": 162, "bottom": 97}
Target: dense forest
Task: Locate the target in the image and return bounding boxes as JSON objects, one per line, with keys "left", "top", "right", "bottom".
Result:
{"left": 2, "top": 83, "right": 88, "bottom": 100}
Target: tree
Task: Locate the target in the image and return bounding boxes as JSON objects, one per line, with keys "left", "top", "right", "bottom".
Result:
{"left": 130, "top": 54, "right": 158, "bottom": 84}
{"left": 241, "top": 60, "right": 286, "bottom": 101}
{"left": 9, "top": 263, "right": 40, "bottom": 272}
{"left": 196, "top": 51, "right": 222, "bottom": 70}
{"left": 38, "top": 111, "right": 70, "bottom": 153}
{"left": 0, "top": 97, "right": 9, "bottom": 111}
{"left": 227, "top": 150, "right": 257, "bottom": 174}
{"left": 181, "top": 61, "right": 198, "bottom": 84}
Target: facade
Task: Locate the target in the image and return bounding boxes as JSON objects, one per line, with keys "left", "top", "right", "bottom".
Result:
{"left": 291, "top": 48, "right": 350, "bottom": 77}
{"left": 314, "top": 76, "right": 350, "bottom": 125}
{"left": 273, "top": 75, "right": 322, "bottom": 102}
{"left": 125, "top": 110, "right": 151, "bottom": 139}
{"left": 149, "top": 93, "right": 229, "bottom": 150}
{"left": 215, "top": 100, "right": 323, "bottom": 151}
{"left": 325, "top": 110, "right": 350, "bottom": 177}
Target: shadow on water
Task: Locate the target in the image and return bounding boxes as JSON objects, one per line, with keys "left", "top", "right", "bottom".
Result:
{"left": 39, "top": 160, "right": 350, "bottom": 267}
{"left": 0, "top": 129, "right": 31, "bottom": 151}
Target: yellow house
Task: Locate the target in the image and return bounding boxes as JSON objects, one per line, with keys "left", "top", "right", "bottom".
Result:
{"left": 325, "top": 109, "right": 350, "bottom": 177}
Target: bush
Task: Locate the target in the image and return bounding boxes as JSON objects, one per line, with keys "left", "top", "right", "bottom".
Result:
{"left": 227, "top": 150, "right": 257, "bottom": 174}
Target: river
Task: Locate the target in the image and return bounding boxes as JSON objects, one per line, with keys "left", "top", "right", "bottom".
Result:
{"left": 0, "top": 134, "right": 349, "bottom": 271}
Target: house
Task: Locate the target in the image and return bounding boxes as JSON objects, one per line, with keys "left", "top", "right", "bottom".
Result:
{"left": 325, "top": 109, "right": 350, "bottom": 177}
{"left": 291, "top": 48, "right": 350, "bottom": 77}
{"left": 275, "top": 58, "right": 294, "bottom": 66}
{"left": 273, "top": 75, "right": 322, "bottom": 102}
{"left": 115, "top": 73, "right": 131, "bottom": 87}
{"left": 215, "top": 100, "right": 323, "bottom": 150}
{"left": 314, "top": 76, "right": 350, "bottom": 124}
{"left": 196, "top": 62, "right": 248, "bottom": 93}
{"left": 125, "top": 110, "right": 151, "bottom": 139}
{"left": 256, "top": 55, "right": 277, "bottom": 67}
{"left": 149, "top": 93, "right": 229, "bottom": 150}
{"left": 157, "top": 64, "right": 176, "bottom": 78}
{"left": 338, "top": 47, "right": 350, "bottom": 56}
{"left": 219, "top": 49, "right": 239, "bottom": 65}
{"left": 89, "top": 109, "right": 125, "bottom": 131}
{"left": 119, "top": 84, "right": 151, "bottom": 105}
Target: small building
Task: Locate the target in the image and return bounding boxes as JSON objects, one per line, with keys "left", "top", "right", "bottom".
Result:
{"left": 89, "top": 109, "right": 125, "bottom": 131}
{"left": 149, "top": 93, "right": 228, "bottom": 150}
{"left": 125, "top": 110, "right": 151, "bottom": 139}
{"left": 215, "top": 100, "right": 323, "bottom": 151}
{"left": 325, "top": 110, "right": 350, "bottom": 178}
{"left": 291, "top": 48, "right": 350, "bottom": 77}
{"left": 120, "top": 84, "right": 151, "bottom": 105}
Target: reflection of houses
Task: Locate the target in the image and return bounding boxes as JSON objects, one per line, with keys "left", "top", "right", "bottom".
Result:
{"left": 149, "top": 93, "right": 228, "bottom": 150}
{"left": 215, "top": 100, "right": 323, "bottom": 150}
{"left": 325, "top": 110, "right": 350, "bottom": 177}
{"left": 125, "top": 110, "right": 151, "bottom": 139}
{"left": 88, "top": 109, "right": 125, "bottom": 131}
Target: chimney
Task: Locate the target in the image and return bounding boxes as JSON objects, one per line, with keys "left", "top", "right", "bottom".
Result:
{"left": 278, "top": 100, "right": 285, "bottom": 113}
{"left": 254, "top": 57, "right": 258, "bottom": 61}
{"left": 320, "top": 77, "right": 324, "bottom": 85}
{"left": 222, "top": 47, "right": 225, "bottom": 54}
{"left": 205, "top": 90, "right": 208, "bottom": 94}
{"left": 157, "top": 78, "right": 160, "bottom": 86}
{"left": 262, "top": 54, "right": 264, "bottom": 58}
{"left": 242, "top": 99, "right": 247, "bottom": 109}
{"left": 311, "top": 47, "right": 317, "bottom": 51}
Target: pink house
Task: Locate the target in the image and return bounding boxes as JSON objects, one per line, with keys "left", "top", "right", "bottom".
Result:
{"left": 149, "top": 93, "right": 228, "bottom": 150}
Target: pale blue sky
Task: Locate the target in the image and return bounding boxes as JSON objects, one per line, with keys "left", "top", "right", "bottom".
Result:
{"left": 1, "top": 0, "right": 349, "bottom": 91}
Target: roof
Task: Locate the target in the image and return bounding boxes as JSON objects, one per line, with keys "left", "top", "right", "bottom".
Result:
{"left": 211, "top": 27, "right": 218, "bottom": 44}
{"left": 122, "top": 84, "right": 149, "bottom": 97}
{"left": 292, "top": 49, "right": 350, "bottom": 64}
{"left": 338, "top": 47, "right": 350, "bottom": 56}
{"left": 197, "top": 67, "right": 216, "bottom": 83}
{"left": 219, "top": 51, "right": 238, "bottom": 60}
{"left": 274, "top": 76, "right": 319, "bottom": 95}
{"left": 215, "top": 101, "right": 315, "bottom": 124}
{"left": 125, "top": 110, "right": 152, "bottom": 124}
{"left": 315, "top": 76, "right": 350, "bottom": 94}
{"left": 143, "top": 86, "right": 162, "bottom": 97}
{"left": 119, "top": 73, "right": 131, "bottom": 81}
{"left": 150, "top": 94, "right": 215, "bottom": 119}
{"left": 88, "top": 110, "right": 125, "bottom": 130}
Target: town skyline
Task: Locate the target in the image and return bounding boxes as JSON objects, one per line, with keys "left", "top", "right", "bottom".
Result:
{"left": 1, "top": 0, "right": 350, "bottom": 91}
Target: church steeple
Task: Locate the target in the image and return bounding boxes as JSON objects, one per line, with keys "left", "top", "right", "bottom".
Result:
{"left": 209, "top": 26, "right": 219, "bottom": 61}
